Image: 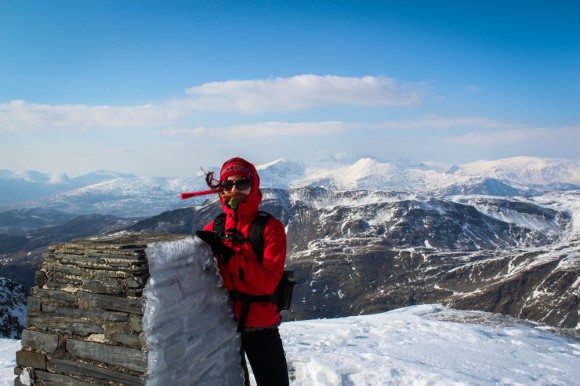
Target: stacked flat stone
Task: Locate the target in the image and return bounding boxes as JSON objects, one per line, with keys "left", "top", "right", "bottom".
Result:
{"left": 14, "top": 232, "right": 242, "bottom": 386}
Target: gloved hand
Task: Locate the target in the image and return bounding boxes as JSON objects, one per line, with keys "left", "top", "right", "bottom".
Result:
{"left": 196, "top": 230, "right": 235, "bottom": 265}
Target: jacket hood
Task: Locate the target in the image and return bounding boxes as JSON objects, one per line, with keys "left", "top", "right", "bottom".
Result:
{"left": 219, "top": 157, "right": 262, "bottom": 218}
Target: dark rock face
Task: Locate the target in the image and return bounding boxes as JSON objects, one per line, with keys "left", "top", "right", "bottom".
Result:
{"left": 446, "top": 252, "right": 579, "bottom": 328}
{"left": 127, "top": 187, "right": 579, "bottom": 328}
{"left": 282, "top": 189, "right": 579, "bottom": 329}
{"left": 0, "top": 277, "right": 27, "bottom": 338}
{"left": 2, "top": 187, "right": 578, "bottom": 334}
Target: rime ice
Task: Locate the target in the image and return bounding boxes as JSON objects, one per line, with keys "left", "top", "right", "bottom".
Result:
{"left": 143, "top": 237, "right": 243, "bottom": 385}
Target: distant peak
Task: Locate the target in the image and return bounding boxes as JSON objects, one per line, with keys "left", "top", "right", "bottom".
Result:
{"left": 48, "top": 173, "right": 72, "bottom": 184}
{"left": 354, "top": 157, "right": 379, "bottom": 164}
{"left": 257, "top": 158, "right": 287, "bottom": 170}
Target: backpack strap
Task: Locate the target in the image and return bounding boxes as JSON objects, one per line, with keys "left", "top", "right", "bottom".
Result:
{"left": 212, "top": 213, "right": 226, "bottom": 238}
{"left": 249, "top": 211, "right": 272, "bottom": 265}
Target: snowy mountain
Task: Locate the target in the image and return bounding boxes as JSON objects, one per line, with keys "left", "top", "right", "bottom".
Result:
{"left": 0, "top": 169, "right": 136, "bottom": 207}
{"left": 0, "top": 156, "right": 579, "bottom": 337}
{"left": 1, "top": 305, "right": 579, "bottom": 385}
{"left": 456, "top": 156, "right": 580, "bottom": 185}
{"left": 119, "top": 186, "right": 579, "bottom": 330}
{"left": 1, "top": 156, "right": 579, "bottom": 217}
{"left": 69, "top": 170, "right": 137, "bottom": 186}
{"left": 0, "top": 170, "right": 75, "bottom": 205}
{"left": 261, "top": 156, "right": 580, "bottom": 192}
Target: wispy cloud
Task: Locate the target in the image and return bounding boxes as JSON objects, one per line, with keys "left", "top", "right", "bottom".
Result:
{"left": 446, "top": 126, "right": 580, "bottom": 145}
{"left": 0, "top": 100, "right": 171, "bottom": 131}
{"left": 157, "top": 116, "right": 523, "bottom": 139}
{"left": 373, "top": 115, "right": 523, "bottom": 130}
{"left": 0, "top": 75, "right": 427, "bottom": 132}
{"left": 158, "top": 121, "right": 355, "bottom": 138}
{"left": 181, "top": 74, "right": 425, "bottom": 113}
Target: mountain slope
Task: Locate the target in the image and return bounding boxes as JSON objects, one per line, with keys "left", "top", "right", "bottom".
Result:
{"left": 0, "top": 156, "right": 578, "bottom": 332}
{"left": 0, "top": 169, "right": 136, "bottom": 206}
{"left": 125, "top": 188, "right": 579, "bottom": 329}
{"left": 2, "top": 156, "right": 579, "bottom": 217}
{"left": 0, "top": 208, "right": 76, "bottom": 233}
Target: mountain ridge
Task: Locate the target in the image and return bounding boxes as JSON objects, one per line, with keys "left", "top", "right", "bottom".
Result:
{"left": 1, "top": 156, "right": 578, "bottom": 331}
{"left": 2, "top": 156, "right": 579, "bottom": 217}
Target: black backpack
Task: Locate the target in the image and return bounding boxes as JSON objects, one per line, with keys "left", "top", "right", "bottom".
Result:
{"left": 212, "top": 211, "right": 295, "bottom": 331}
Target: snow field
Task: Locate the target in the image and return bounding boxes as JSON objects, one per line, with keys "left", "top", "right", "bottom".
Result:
{"left": 1, "top": 306, "right": 578, "bottom": 385}
{"left": 279, "top": 305, "right": 579, "bottom": 386}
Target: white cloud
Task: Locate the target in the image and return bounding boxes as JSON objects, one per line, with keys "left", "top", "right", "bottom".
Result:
{"left": 157, "top": 115, "right": 524, "bottom": 139}
{"left": 182, "top": 74, "right": 425, "bottom": 113}
{"left": 446, "top": 126, "right": 580, "bottom": 145}
{"left": 373, "top": 115, "right": 523, "bottom": 130}
{"left": 0, "top": 100, "right": 172, "bottom": 131}
{"left": 158, "top": 121, "right": 354, "bottom": 138}
{"left": 0, "top": 75, "right": 426, "bottom": 132}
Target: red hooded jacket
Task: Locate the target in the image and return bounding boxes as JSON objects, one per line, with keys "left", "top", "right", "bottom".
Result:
{"left": 203, "top": 158, "right": 287, "bottom": 328}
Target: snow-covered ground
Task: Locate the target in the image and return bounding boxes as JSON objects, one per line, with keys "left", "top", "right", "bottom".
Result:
{"left": 2, "top": 305, "right": 578, "bottom": 386}
{"left": 0, "top": 338, "right": 20, "bottom": 386}
{"left": 281, "top": 305, "right": 579, "bottom": 385}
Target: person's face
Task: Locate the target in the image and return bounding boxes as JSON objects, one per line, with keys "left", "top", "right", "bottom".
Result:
{"left": 221, "top": 175, "right": 252, "bottom": 200}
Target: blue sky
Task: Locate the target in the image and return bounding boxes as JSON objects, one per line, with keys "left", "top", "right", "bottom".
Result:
{"left": 1, "top": 0, "right": 579, "bottom": 177}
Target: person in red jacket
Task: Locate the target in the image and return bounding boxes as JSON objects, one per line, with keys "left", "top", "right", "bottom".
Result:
{"left": 195, "top": 157, "right": 289, "bottom": 386}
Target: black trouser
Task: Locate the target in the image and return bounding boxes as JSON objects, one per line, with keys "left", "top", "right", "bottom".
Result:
{"left": 241, "top": 328, "right": 289, "bottom": 386}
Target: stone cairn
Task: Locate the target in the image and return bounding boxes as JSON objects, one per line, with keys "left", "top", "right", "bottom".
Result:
{"left": 14, "top": 232, "right": 243, "bottom": 386}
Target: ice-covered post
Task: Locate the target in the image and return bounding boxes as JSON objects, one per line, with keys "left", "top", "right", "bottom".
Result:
{"left": 144, "top": 235, "right": 243, "bottom": 385}
{"left": 15, "top": 232, "right": 244, "bottom": 386}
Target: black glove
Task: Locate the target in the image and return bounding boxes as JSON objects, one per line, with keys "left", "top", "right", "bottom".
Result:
{"left": 196, "top": 230, "right": 235, "bottom": 265}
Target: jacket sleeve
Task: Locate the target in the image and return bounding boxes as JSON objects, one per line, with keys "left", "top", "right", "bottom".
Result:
{"left": 227, "top": 218, "right": 287, "bottom": 295}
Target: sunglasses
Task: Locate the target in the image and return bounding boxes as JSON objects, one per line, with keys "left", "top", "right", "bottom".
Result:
{"left": 221, "top": 178, "right": 251, "bottom": 191}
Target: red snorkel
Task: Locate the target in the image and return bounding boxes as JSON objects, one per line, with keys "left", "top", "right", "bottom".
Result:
{"left": 179, "top": 190, "right": 218, "bottom": 199}
{"left": 180, "top": 171, "right": 223, "bottom": 200}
